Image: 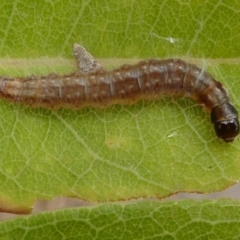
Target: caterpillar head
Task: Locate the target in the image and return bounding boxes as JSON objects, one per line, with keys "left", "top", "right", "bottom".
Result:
{"left": 211, "top": 103, "right": 239, "bottom": 142}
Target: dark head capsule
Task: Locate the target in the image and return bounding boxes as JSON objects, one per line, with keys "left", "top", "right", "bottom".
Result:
{"left": 211, "top": 103, "right": 239, "bottom": 142}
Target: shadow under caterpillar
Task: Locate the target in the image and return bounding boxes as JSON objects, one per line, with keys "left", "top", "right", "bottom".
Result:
{"left": 0, "top": 44, "right": 239, "bottom": 142}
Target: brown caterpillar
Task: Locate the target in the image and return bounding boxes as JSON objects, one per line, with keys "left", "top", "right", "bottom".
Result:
{"left": 0, "top": 51, "right": 239, "bottom": 142}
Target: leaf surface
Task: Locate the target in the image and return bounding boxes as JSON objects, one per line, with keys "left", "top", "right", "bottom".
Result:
{"left": 0, "top": 0, "right": 239, "bottom": 214}
{"left": 1, "top": 200, "right": 240, "bottom": 239}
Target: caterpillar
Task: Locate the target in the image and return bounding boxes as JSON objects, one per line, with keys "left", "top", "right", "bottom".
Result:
{"left": 0, "top": 45, "right": 239, "bottom": 142}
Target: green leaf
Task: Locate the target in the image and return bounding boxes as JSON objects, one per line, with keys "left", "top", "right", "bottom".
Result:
{"left": 1, "top": 200, "right": 240, "bottom": 239}
{"left": 0, "top": 0, "right": 239, "bottom": 227}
